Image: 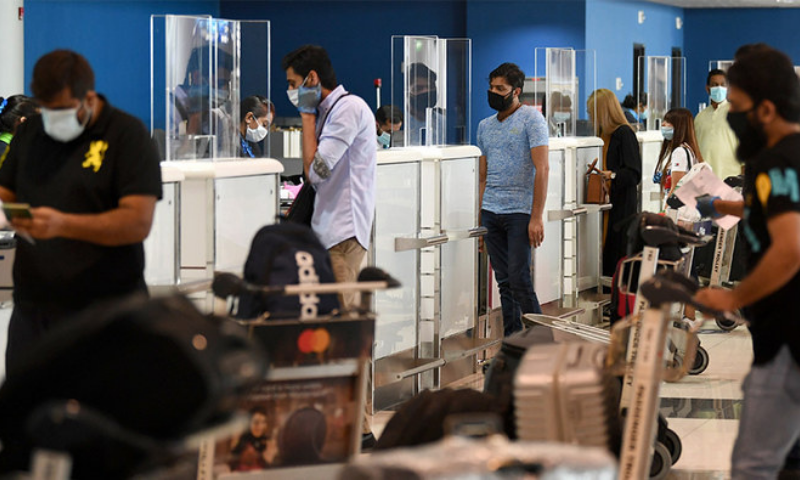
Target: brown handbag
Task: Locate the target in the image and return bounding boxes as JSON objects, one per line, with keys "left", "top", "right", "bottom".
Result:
{"left": 585, "top": 158, "right": 610, "bottom": 204}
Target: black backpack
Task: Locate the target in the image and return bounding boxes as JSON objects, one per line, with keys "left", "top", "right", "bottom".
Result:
{"left": 0, "top": 294, "right": 267, "bottom": 478}
{"left": 236, "top": 222, "right": 340, "bottom": 319}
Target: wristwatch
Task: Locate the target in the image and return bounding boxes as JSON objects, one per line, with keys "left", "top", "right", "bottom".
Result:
{"left": 610, "top": 172, "right": 617, "bottom": 180}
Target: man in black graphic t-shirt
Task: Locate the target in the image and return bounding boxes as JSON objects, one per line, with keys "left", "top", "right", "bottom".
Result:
{"left": 0, "top": 50, "right": 162, "bottom": 376}
{"left": 695, "top": 45, "right": 800, "bottom": 479}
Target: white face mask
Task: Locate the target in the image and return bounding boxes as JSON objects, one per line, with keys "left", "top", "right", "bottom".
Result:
{"left": 245, "top": 114, "right": 268, "bottom": 143}
{"left": 41, "top": 103, "right": 90, "bottom": 143}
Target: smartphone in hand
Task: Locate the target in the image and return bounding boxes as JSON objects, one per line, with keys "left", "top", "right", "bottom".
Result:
{"left": 2, "top": 203, "right": 33, "bottom": 221}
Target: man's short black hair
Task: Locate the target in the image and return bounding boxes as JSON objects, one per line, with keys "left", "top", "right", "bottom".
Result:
{"left": 707, "top": 69, "right": 726, "bottom": 86}
{"left": 31, "top": 50, "right": 95, "bottom": 102}
{"left": 376, "top": 105, "right": 403, "bottom": 125}
{"left": 281, "top": 45, "right": 337, "bottom": 91}
{"left": 489, "top": 63, "right": 525, "bottom": 92}
{"left": 728, "top": 44, "right": 800, "bottom": 123}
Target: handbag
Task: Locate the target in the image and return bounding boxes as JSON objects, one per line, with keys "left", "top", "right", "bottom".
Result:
{"left": 585, "top": 158, "right": 610, "bottom": 204}
{"left": 285, "top": 176, "right": 315, "bottom": 225}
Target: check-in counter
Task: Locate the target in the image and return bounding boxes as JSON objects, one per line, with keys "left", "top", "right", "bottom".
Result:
{"left": 144, "top": 163, "right": 184, "bottom": 289}
{"left": 371, "top": 146, "right": 489, "bottom": 411}
{"left": 638, "top": 130, "right": 664, "bottom": 214}
{"left": 574, "top": 137, "right": 610, "bottom": 294}
{"left": 175, "top": 158, "right": 283, "bottom": 279}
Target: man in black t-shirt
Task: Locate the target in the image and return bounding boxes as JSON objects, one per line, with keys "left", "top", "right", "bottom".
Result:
{"left": 0, "top": 50, "right": 162, "bottom": 376}
{"left": 695, "top": 45, "right": 800, "bottom": 479}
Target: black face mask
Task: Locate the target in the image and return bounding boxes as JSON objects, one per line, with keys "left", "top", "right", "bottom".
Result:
{"left": 488, "top": 90, "right": 514, "bottom": 112}
{"left": 410, "top": 88, "right": 437, "bottom": 114}
{"left": 727, "top": 109, "right": 767, "bottom": 163}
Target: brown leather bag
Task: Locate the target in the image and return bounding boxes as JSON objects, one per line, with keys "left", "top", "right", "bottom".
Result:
{"left": 585, "top": 158, "right": 610, "bottom": 204}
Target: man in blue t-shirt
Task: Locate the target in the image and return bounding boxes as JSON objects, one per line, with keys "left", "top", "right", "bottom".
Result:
{"left": 477, "top": 63, "right": 549, "bottom": 336}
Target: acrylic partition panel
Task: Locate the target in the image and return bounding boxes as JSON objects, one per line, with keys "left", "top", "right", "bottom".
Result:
{"left": 575, "top": 50, "right": 598, "bottom": 138}
{"left": 441, "top": 39, "right": 472, "bottom": 145}
{"left": 144, "top": 181, "right": 179, "bottom": 286}
{"left": 373, "top": 161, "right": 421, "bottom": 359}
{"left": 637, "top": 56, "right": 687, "bottom": 132}
{"left": 533, "top": 148, "right": 565, "bottom": 304}
{"left": 391, "top": 36, "right": 443, "bottom": 147}
{"left": 227, "top": 20, "right": 271, "bottom": 158}
{"left": 575, "top": 144, "right": 603, "bottom": 291}
{"left": 535, "top": 48, "right": 576, "bottom": 138}
{"left": 638, "top": 130, "right": 664, "bottom": 214}
{"left": 709, "top": 60, "right": 733, "bottom": 72}
{"left": 214, "top": 174, "right": 278, "bottom": 273}
{"left": 439, "top": 157, "right": 478, "bottom": 338}
{"left": 209, "top": 18, "right": 239, "bottom": 159}
{"left": 151, "top": 15, "right": 216, "bottom": 161}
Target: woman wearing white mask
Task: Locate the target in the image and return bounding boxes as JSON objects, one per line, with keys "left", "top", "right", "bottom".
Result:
{"left": 238, "top": 95, "right": 273, "bottom": 158}
{"left": 654, "top": 108, "right": 704, "bottom": 202}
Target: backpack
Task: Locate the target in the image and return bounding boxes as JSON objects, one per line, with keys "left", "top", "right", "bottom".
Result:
{"left": 373, "top": 388, "right": 503, "bottom": 450}
{"left": 0, "top": 294, "right": 267, "bottom": 478}
{"left": 236, "top": 222, "right": 340, "bottom": 319}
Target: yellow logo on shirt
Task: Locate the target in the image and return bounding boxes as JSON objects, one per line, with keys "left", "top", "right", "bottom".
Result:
{"left": 755, "top": 172, "right": 771, "bottom": 207}
{"left": 83, "top": 140, "right": 108, "bottom": 173}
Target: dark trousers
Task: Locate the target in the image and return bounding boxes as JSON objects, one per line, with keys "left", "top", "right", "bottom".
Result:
{"left": 5, "top": 302, "right": 83, "bottom": 377}
{"left": 482, "top": 210, "right": 542, "bottom": 336}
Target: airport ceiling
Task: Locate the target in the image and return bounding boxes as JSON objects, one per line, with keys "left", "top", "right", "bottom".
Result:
{"left": 647, "top": 0, "right": 799, "bottom": 7}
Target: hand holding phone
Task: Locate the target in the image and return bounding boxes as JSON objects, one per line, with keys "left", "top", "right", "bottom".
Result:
{"left": 2, "top": 203, "right": 33, "bottom": 221}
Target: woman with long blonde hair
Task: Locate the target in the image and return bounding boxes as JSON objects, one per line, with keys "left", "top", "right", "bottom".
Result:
{"left": 587, "top": 88, "right": 642, "bottom": 276}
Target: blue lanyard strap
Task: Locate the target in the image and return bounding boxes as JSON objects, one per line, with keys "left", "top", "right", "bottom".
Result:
{"left": 240, "top": 135, "right": 255, "bottom": 158}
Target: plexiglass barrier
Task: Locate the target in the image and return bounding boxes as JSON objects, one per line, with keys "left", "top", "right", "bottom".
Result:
{"left": 391, "top": 36, "right": 472, "bottom": 147}
{"left": 151, "top": 15, "right": 270, "bottom": 161}
{"left": 536, "top": 47, "right": 576, "bottom": 138}
{"left": 637, "top": 56, "right": 686, "bottom": 131}
{"left": 442, "top": 39, "right": 472, "bottom": 145}
{"left": 151, "top": 15, "right": 214, "bottom": 161}
{"left": 533, "top": 48, "right": 597, "bottom": 138}
{"left": 709, "top": 60, "right": 733, "bottom": 72}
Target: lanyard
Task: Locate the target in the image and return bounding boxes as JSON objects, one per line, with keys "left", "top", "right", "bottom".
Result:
{"left": 240, "top": 135, "right": 255, "bottom": 158}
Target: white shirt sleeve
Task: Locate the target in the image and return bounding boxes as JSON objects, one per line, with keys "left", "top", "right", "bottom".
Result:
{"left": 670, "top": 147, "right": 690, "bottom": 173}
{"left": 309, "top": 99, "right": 359, "bottom": 184}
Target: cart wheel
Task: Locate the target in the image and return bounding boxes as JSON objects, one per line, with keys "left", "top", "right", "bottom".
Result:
{"left": 716, "top": 317, "right": 738, "bottom": 332}
{"left": 650, "top": 442, "right": 673, "bottom": 479}
{"left": 662, "top": 428, "right": 682, "bottom": 464}
{"left": 689, "top": 346, "right": 710, "bottom": 375}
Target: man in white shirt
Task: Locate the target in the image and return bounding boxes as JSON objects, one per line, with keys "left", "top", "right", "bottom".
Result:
{"left": 282, "top": 45, "right": 377, "bottom": 311}
{"left": 283, "top": 44, "right": 378, "bottom": 449}
{"left": 695, "top": 69, "right": 741, "bottom": 180}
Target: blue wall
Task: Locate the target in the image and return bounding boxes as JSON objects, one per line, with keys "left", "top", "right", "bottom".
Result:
{"left": 684, "top": 8, "right": 800, "bottom": 115}
{"left": 586, "top": 0, "right": 684, "bottom": 104}
{"left": 220, "top": 0, "right": 466, "bottom": 122}
{"left": 466, "top": 0, "right": 586, "bottom": 129}
{"left": 25, "top": 0, "right": 219, "bottom": 128}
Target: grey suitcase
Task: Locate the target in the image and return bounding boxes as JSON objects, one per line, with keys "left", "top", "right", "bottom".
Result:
{"left": 514, "top": 342, "right": 620, "bottom": 451}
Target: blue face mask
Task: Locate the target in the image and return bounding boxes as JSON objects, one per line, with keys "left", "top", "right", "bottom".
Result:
{"left": 377, "top": 131, "right": 391, "bottom": 149}
{"left": 661, "top": 126, "right": 674, "bottom": 140}
{"left": 639, "top": 109, "right": 648, "bottom": 121}
{"left": 710, "top": 86, "right": 727, "bottom": 104}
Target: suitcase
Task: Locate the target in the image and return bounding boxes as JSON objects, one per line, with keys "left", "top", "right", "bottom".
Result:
{"left": 514, "top": 342, "right": 621, "bottom": 453}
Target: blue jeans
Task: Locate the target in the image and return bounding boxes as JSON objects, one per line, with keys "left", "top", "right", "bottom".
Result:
{"left": 482, "top": 210, "right": 542, "bottom": 336}
{"left": 732, "top": 345, "right": 800, "bottom": 479}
